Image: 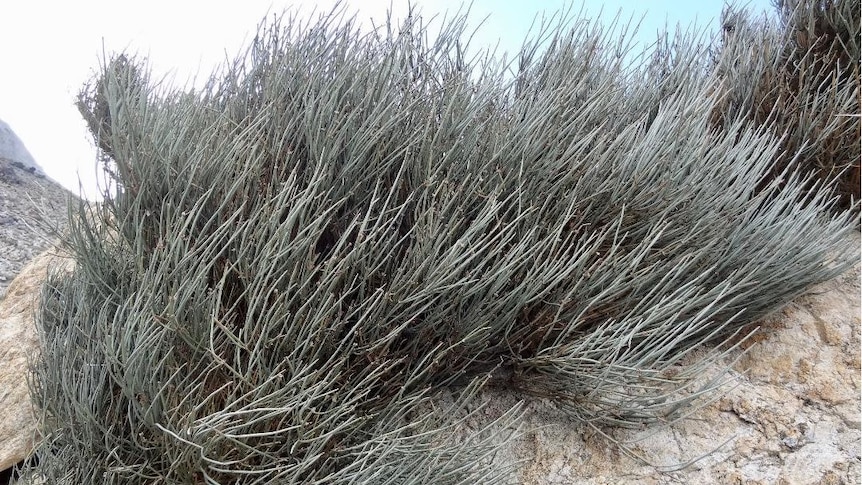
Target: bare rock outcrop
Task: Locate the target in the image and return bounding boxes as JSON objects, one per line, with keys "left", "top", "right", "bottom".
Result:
{"left": 0, "top": 120, "right": 40, "bottom": 174}
{"left": 0, "top": 250, "right": 73, "bottom": 473}
{"left": 0, "top": 119, "right": 75, "bottom": 481}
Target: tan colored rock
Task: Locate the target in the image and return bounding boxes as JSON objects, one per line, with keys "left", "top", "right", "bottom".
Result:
{"left": 0, "top": 250, "right": 73, "bottom": 472}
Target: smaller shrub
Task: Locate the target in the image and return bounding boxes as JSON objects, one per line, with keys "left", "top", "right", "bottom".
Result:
{"left": 711, "top": 0, "right": 860, "bottom": 209}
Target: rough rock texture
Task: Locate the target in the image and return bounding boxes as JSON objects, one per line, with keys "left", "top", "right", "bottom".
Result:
{"left": 0, "top": 250, "right": 73, "bottom": 473}
{"left": 0, "top": 120, "right": 74, "bottom": 300}
{"left": 457, "top": 257, "right": 861, "bottom": 484}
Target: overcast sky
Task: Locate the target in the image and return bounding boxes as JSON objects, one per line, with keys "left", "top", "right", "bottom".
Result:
{"left": 0, "top": 0, "right": 774, "bottom": 199}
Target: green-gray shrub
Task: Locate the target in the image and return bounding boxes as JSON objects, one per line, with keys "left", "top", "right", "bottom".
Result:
{"left": 710, "top": 0, "right": 860, "bottom": 209}
{"left": 28, "top": 6, "right": 859, "bottom": 484}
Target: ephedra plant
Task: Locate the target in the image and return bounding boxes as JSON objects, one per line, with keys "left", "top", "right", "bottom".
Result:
{"left": 26, "top": 4, "right": 859, "bottom": 484}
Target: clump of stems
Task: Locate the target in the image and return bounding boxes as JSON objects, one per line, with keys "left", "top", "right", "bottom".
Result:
{"left": 28, "top": 4, "right": 859, "bottom": 483}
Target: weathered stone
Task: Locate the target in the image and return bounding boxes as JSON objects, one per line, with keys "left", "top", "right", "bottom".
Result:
{"left": 0, "top": 251, "right": 73, "bottom": 472}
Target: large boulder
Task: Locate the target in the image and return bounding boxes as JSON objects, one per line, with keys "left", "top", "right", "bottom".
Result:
{"left": 0, "top": 250, "right": 73, "bottom": 473}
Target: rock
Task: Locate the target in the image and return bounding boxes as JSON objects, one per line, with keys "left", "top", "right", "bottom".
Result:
{"left": 0, "top": 250, "right": 73, "bottom": 473}
{"left": 0, "top": 120, "right": 41, "bottom": 175}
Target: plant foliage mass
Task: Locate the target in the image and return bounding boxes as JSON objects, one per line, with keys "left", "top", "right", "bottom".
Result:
{"left": 30, "top": 4, "right": 859, "bottom": 484}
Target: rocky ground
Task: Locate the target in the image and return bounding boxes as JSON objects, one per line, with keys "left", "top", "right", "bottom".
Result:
{"left": 0, "top": 157, "right": 73, "bottom": 300}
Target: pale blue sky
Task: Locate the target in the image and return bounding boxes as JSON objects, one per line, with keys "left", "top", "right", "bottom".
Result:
{"left": 0, "top": 0, "right": 774, "bottom": 198}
